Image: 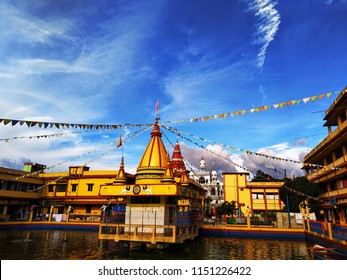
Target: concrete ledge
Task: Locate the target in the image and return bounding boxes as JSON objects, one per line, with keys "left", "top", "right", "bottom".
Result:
{"left": 200, "top": 225, "right": 305, "bottom": 240}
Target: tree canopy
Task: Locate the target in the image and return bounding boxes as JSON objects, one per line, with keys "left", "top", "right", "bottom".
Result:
{"left": 281, "top": 176, "right": 320, "bottom": 214}
{"left": 216, "top": 201, "right": 238, "bottom": 217}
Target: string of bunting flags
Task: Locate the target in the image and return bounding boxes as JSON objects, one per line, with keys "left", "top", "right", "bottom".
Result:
{"left": 162, "top": 126, "right": 253, "bottom": 173}
{"left": 83, "top": 127, "right": 149, "bottom": 166}
{"left": 163, "top": 126, "right": 323, "bottom": 202}
{"left": 0, "top": 89, "right": 341, "bottom": 130}
{"left": 0, "top": 131, "right": 84, "bottom": 142}
{"left": 255, "top": 173, "right": 323, "bottom": 202}
{"left": 11, "top": 126, "right": 149, "bottom": 182}
{"left": 0, "top": 118, "right": 151, "bottom": 130}
{"left": 161, "top": 90, "right": 341, "bottom": 124}
{"left": 282, "top": 184, "right": 323, "bottom": 202}
{"left": 162, "top": 125, "right": 328, "bottom": 170}
{"left": 28, "top": 176, "right": 66, "bottom": 193}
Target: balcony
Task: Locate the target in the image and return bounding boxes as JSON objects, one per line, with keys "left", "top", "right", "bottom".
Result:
{"left": 0, "top": 189, "right": 42, "bottom": 199}
{"left": 306, "top": 156, "right": 347, "bottom": 183}
{"left": 305, "top": 121, "right": 347, "bottom": 162}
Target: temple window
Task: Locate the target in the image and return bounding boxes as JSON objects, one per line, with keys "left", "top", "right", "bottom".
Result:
{"left": 87, "top": 184, "right": 94, "bottom": 192}
{"left": 48, "top": 185, "right": 54, "bottom": 192}
{"left": 71, "top": 184, "right": 77, "bottom": 192}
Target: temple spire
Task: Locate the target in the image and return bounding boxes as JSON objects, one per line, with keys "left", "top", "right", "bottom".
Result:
{"left": 114, "top": 156, "right": 127, "bottom": 184}
{"left": 171, "top": 141, "right": 186, "bottom": 173}
{"left": 161, "top": 155, "right": 175, "bottom": 183}
{"left": 136, "top": 118, "right": 168, "bottom": 182}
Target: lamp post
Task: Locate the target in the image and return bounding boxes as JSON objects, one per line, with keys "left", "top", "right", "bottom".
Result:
{"left": 266, "top": 166, "right": 291, "bottom": 228}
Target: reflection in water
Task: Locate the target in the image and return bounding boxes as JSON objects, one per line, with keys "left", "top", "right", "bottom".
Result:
{"left": 0, "top": 229, "right": 315, "bottom": 260}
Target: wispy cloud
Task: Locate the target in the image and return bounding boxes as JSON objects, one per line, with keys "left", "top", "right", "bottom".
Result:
{"left": 0, "top": 3, "right": 75, "bottom": 45}
{"left": 0, "top": 58, "right": 96, "bottom": 78}
{"left": 324, "top": 0, "right": 347, "bottom": 5}
{"left": 245, "top": 0, "right": 281, "bottom": 68}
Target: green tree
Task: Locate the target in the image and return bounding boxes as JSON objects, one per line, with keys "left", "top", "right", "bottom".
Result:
{"left": 280, "top": 176, "right": 320, "bottom": 215}
{"left": 216, "top": 201, "right": 238, "bottom": 217}
{"left": 251, "top": 170, "right": 277, "bottom": 182}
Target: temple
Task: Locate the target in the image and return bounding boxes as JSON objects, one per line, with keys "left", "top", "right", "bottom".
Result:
{"left": 98, "top": 119, "right": 206, "bottom": 246}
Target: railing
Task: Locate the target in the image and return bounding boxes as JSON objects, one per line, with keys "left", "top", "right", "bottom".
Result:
{"left": 99, "top": 223, "right": 199, "bottom": 244}
{"left": 306, "top": 121, "right": 347, "bottom": 160}
{"left": 100, "top": 213, "right": 125, "bottom": 224}
{"left": 68, "top": 214, "right": 100, "bottom": 223}
{"left": 332, "top": 224, "right": 347, "bottom": 241}
{"left": 99, "top": 212, "right": 200, "bottom": 244}
{"left": 309, "top": 220, "right": 347, "bottom": 242}
{"left": 204, "top": 216, "right": 274, "bottom": 226}
{"left": 32, "top": 213, "right": 101, "bottom": 222}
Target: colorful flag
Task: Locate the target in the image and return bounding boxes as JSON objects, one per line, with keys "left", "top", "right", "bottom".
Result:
{"left": 155, "top": 100, "right": 159, "bottom": 113}
{"left": 117, "top": 135, "right": 122, "bottom": 148}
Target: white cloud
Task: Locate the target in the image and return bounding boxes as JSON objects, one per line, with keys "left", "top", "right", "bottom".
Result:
{"left": 0, "top": 125, "right": 116, "bottom": 171}
{"left": 0, "top": 3, "right": 75, "bottom": 45}
{"left": 246, "top": 0, "right": 281, "bottom": 68}
{"left": 180, "top": 142, "right": 238, "bottom": 174}
{"left": 0, "top": 59, "right": 96, "bottom": 77}
{"left": 161, "top": 60, "right": 250, "bottom": 121}
{"left": 233, "top": 142, "right": 308, "bottom": 178}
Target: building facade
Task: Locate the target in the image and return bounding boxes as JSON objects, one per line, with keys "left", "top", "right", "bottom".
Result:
{"left": 188, "top": 158, "right": 224, "bottom": 208}
{"left": 223, "top": 172, "right": 284, "bottom": 217}
{"left": 38, "top": 166, "right": 132, "bottom": 222}
{"left": 303, "top": 86, "right": 347, "bottom": 225}
{"left": 0, "top": 163, "right": 44, "bottom": 221}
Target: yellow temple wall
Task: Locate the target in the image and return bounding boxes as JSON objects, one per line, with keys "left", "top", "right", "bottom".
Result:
{"left": 223, "top": 173, "right": 283, "bottom": 214}
{"left": 40, "top": 170, "right": 118, "bottom": 197}
{"left": 223, "top": 173, "right": 252, "bottom": 214}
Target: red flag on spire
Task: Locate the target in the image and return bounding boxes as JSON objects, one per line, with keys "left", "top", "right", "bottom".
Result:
{"left": 116, "top": 135, "right": 122, "bottom": 148}
{"left": 155, "top": 100, "right": 159, "bottom": 113}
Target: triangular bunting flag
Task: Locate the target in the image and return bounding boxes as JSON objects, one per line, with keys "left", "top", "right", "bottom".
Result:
{"left": 303, "top": 97, "right": 310, "bottom": 104}
{"left": 3, "top": 119, "right": 11, "bottom": 125}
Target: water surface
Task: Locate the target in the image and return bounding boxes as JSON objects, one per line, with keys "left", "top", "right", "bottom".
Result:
{"left": 0, "top": 229, "right": 315, "bottom": 260}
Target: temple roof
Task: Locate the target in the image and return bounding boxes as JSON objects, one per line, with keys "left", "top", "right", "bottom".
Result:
{"left": 171, "top": 141, "right": 186, "bottom": 173}
{"left": 136, "top": 121, "right": 169, "bottom": 180}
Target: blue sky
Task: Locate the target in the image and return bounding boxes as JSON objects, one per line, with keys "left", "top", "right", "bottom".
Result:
{"left": 0, "top": 0, "right": 346, "bottom": 179}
